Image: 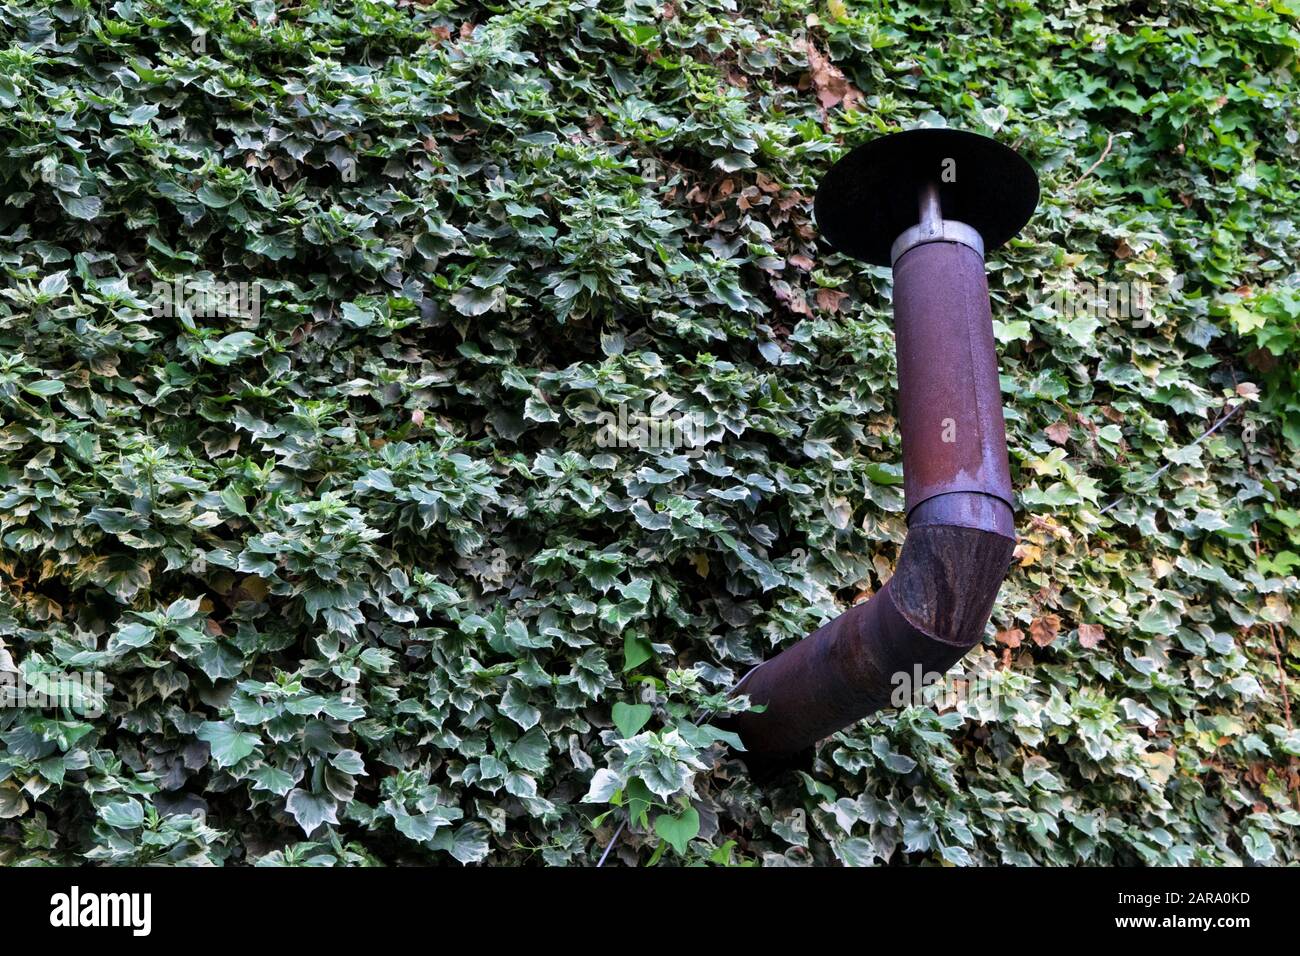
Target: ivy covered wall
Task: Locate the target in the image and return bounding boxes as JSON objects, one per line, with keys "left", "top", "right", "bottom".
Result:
{"left": 0, "top": 0, "right": 1298, "bottom": 865}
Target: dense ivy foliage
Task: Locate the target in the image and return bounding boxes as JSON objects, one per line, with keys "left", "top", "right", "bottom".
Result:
{"left": 1, "top": 0, "right": 1298, "bottom": 866}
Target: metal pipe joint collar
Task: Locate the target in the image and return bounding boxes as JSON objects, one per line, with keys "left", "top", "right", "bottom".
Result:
{"left": 890, "top": 218, "right": 985, "bottom": 266}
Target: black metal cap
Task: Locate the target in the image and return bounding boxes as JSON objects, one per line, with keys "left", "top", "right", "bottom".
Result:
{"left": 814, "top": 128, "right": 1039, "bottom": 266}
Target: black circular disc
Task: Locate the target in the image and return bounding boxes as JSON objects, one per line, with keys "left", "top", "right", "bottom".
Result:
{"left": 814, "top": 128, "right": 1039, "bottom": 266}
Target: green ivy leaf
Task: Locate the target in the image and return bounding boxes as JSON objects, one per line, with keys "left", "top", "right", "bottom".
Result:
{"left": 611, "top": 701, "right": 652, "bottom": 739}
{"left": 196, "top": 721, "right": 260, "bottom": 769}
{"left": 622, "top": 633, "right": 653, "bottom": 672}
{"left": 100, "top": 797, "right": 145, "bottom": 830}
{"left": 654, "top": 806, "right": 700, "bottom": 855}
{"left": 285, "top": 789, "right": 339, "bottom": 836}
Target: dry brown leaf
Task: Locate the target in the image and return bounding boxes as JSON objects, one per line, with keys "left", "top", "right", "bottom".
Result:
{"left": 1077, "top": 623, "right": 1105, "bottom": 649}
{"left": 770, "top": 279, "right": 811, "bottom": 316}
{"left": 1014, "top": 541, "right": 1042, "bottom": 567}
{"left": 995, "top": 627, "right": 1024, "bottom": 648}
{"left": 815, "top": 288, "right": 848, "bottom": 313}
{"left": 1030, "top": 614, "right": 1061, "bottom": 647}
{"left": 1141, "top": 750, "right": 1175, "bottom": 785}
{"left": 804, "top": 40, "right": 862, "bottom": 113}
{"left": 1045, "top": 421, "right": 1070, "bottom": 444}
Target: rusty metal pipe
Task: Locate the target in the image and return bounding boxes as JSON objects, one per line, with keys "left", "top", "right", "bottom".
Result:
{"left": 895, "top": 240, "right": 1015, "bottom": 527}
{"left": 731, "top": 134, "right": 1038, "bottom": 765}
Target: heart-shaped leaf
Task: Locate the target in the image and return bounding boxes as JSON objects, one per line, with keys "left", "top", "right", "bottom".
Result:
{"left": 654, "top": 806, "right": 700, "bottom": 856}
{"left": 611, "top": 701, "right": 652, "bottom": 739}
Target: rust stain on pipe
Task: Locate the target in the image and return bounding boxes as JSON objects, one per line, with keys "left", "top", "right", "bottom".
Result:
{"left": 894, "top": 242, "right": 1014, "bottom": 521}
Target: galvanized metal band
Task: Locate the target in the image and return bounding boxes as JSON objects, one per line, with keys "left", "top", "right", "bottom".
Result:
{"left": 890, "top": 218, "right": 984, "bottom": 266}
{"left": 908, "top": 490, "right": 1015, "bottom": 538}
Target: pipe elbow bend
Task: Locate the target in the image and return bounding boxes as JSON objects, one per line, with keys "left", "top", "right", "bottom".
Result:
{"left": 889, "top": 508, "right": 1016, "bottom": 650}
{"left": 727, "top": 493, "right": 1014, "bottom": 764}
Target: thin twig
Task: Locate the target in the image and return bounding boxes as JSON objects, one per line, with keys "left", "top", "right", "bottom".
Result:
{"left": 1253, "top": 526, "right": 1294, "bottom": 731}
{"left": 1239, "top": 409, "right": 1299, "bottom": 810}
{"left": 1098, "top": 402, "right": 1244, "bottom": 516}
{"left": 1265, "top": 622, "right": 1293, "bottom": 729}
{"left": 1072, "top": 132, "right": 1115, "bottom": 187}
{"left": 596, "top": 818, "right": 627, "bottom": 867}
{"left": 1253, "top": 525, "right": 1299, "bottom": 811}
{"left": 598, "top": 665, "right": 754, "bottom": 866}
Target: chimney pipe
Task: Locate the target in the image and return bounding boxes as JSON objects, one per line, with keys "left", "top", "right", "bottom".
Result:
{"left": 729, "top": 129, "right": 1039, "bottom": 767}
